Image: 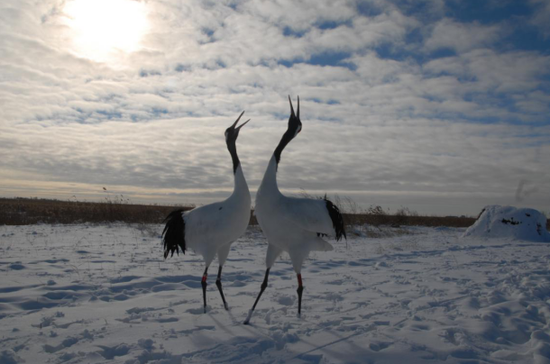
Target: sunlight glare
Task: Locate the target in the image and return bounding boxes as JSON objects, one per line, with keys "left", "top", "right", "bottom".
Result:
{"left": 63, "top": 0, "right": 149, "bottom": 63}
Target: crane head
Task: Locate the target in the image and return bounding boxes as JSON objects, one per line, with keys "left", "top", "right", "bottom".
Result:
{"left": 274, "top": 96, "right": 302, "bottom": 164}
{"left": 225, "top": 111, "right": 250, "bottom": 144}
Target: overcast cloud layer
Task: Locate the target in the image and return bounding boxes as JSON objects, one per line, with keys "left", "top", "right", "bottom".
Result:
{"left": 1, "top": 0, "right": 549, "bottom": 216}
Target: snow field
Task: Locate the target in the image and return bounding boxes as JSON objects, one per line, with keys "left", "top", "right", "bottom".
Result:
{"left": 0, "top": 224, "right": 550, "bottom": 364}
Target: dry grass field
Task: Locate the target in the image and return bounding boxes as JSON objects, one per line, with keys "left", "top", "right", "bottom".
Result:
{"left": 3, "top": 196, "right": 548, "bottom": 229}
{"left": 0, "top": 197, "right": 192, "bottom": 225}
{"left": 0, "top": 197, "right": 486, "bottom": 228}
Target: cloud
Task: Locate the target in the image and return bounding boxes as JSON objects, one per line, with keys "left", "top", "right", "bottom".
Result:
{"left": 0, "top": 0, "right": 549, "bottom": 216}
{"left": 530, "top": 0, "right": 550, "bottom": 38}
{"left": 424, "top": 18, "right": 502, "bottom": 53}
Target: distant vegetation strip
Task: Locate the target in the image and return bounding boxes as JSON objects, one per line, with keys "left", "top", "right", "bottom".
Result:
{"left": 0, "top": 197, "right": 190, "bottom": 226}
{"left": 0, "top": 197, "right": 489, "bottom": 228}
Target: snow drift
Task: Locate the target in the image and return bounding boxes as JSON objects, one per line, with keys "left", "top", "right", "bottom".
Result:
{"left": 463, "top": 205, "right": 550, "bottom": 242}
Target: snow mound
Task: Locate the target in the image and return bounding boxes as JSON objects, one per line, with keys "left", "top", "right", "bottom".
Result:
{"left": 463, "top": 205, "right": 550, "bottom": 242}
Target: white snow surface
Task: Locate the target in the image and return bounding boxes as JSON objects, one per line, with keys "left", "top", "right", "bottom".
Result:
{"left": 463, "top": 205, "right": 550, "bottom": 242}
{"left": 1, "top": 223, "right": 550, "bottom": 364}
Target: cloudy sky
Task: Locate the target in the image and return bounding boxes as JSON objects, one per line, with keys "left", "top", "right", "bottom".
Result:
{"left": 1, "top": 0, "right": 549, "bottom": 216}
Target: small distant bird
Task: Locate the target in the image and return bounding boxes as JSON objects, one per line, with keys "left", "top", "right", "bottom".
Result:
{"left": 162, "top": 112, "right": 251, "bottom": 313}
{"left": 244, "top": 96, "right": 345, "bottom": 324}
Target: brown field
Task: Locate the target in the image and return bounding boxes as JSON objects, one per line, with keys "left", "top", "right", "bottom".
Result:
{"left": 0, "top": 197, "right": 481, "bottom": 228}
{"left": 2, "top": 197, "right": 548, "bottom": 230}
{"left": 0, "top": 197, "right": 192, "bottom": 225}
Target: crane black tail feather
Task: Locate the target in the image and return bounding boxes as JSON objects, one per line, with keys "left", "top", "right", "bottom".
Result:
{"left": 325, "top": 199, "right": 346, "bottom": 241}
{"left": 162, "top": 209, "right": 186, "bottom": 259}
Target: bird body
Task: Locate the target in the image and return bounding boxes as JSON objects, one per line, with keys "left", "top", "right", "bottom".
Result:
{"left": 183, "top": 164, "right": 250, "bottom": 266}
{"left": 245, "top": 97, "right": 345, "bottom": 324}
{"left": 162, "top": 112, "right": 251, "bottom": 312}
{"left": 255, "top": 155, "right": 335, "bottom": 271}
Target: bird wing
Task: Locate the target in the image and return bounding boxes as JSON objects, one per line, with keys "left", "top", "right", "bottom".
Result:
{"left": 184, "top": 201, "right": 228, "bottom": 243}
{"left": 280, "top": 196, "right": 335, "bottom": 236}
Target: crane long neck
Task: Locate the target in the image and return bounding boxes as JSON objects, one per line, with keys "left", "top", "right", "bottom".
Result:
{"left": 257, "top": 154, "right": 280, "bottom": 198}
{"left": 274, "top": 129, "right": 295, "bottom": 165}
{"left": 227, "top": 139, "right": 240, "bottom": 174}
{"left": 227, "top": 141, "right": 249, "bottom": 197}
{"left": 234, "top": 163, "right": 249, "bottom": 191}
{"left": 261, "top": 127, "right": 296, "bottom": 194}
{"left": 258, "top": 126, "right": 296, "bottom": 199}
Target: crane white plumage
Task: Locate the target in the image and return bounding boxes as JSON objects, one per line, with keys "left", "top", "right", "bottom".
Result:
{"left": 244, "top": 96, "right": 346, "bottom": 324}
{"left": 162, "top": 112, "right": 251, "bottom": 313}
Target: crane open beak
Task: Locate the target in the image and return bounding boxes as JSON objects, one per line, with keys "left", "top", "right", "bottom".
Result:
{"left": 288, "top": 95, "right": 300, "bottom": 119}
{"left": 236, "top": 118, "right": 250, "bottom": 130}
{"left": 230, "top": 111, "right": 245, "bottom": 129}
{"left": 230, "top": 111, "right": 250, "bottom": 130}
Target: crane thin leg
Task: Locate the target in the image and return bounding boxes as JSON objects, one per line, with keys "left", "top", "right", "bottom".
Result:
{"left": 201, "top": 267, "right": 208, "bottom": 313}
{"left": 244, "top": 268, "right": 270, "bottom": 324}
{"left": 297, "top": 273, "right": 304, "bottom": 317}
{"left": 215, "top": 266, "right": 228, "bottom": 310}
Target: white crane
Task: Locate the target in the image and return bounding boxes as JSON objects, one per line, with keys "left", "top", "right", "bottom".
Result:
{"left": 162, "top": 112, "right": 251, "bottom": 313}
{"left": 244, "top": 97, "right": 346, "bottom": 324}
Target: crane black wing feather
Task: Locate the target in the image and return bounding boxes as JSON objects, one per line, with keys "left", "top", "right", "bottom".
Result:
{"left": 325, "top": 199, "right": 346, "bottom": 241}
{"left": 280, "top": 196, "right": 346, "bottom": 240}
{"left": 162, "top": 209, "right": 186, "bottom": 258}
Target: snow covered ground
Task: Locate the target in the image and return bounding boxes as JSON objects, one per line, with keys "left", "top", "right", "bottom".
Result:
{"left": 1, "top": 223, "right": 550, "bottom": 364}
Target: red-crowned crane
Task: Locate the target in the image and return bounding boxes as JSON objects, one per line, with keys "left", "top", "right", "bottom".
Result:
{"left": 244, "top": 97, "right": 345, "bottom": 324}
{"left": 162, "top": 112, "right": 251, "bottom": 313}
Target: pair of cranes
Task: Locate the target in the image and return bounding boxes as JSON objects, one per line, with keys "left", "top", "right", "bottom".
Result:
{"left": 162, "top": 96, "right": 346, "bottom": 325}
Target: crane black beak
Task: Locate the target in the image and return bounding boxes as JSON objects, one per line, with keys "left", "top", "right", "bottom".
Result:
{"left": 288, "top": 95, "right": 300, "bottom": 119}
{"left": 236, "top": 118, "right": 250, "bottom": 130}
{"left": 230, "top": 111, "right": 245, "bottom": 129}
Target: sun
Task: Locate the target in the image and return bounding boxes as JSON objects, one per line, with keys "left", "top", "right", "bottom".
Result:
{"left": 63, "top": 0, "right": 149, "bottom": 63}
